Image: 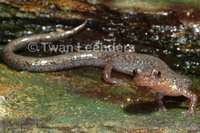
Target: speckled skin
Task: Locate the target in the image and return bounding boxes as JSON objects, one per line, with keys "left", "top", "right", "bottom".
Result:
{"left": 2, "top": 21, "right": 197, "bottom": 115}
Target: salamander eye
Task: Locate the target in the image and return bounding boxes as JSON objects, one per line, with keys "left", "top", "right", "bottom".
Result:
{"left": 153, "top": 70, "right": 161, "bottom": 78}
{"left": 132, "top": 69, "right": 138, "bottom": 77}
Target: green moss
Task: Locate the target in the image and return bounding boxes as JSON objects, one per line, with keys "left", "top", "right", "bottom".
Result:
{"left": 108, "top": 0, "right": 200, "bottom": 10}
{"left": 0, "top": 64, "right": 200, "bottom": 132}
{"left": 0, "top": 4, "right": 35, "bottom": 18}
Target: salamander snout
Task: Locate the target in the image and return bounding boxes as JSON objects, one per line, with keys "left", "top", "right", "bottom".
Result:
{"left": 132, "top": 68, "right": 164, "bottom": 87}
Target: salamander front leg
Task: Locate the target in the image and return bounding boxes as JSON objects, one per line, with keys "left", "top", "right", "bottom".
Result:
{"left": 103, "top": 63, "right": 123, "bottom": 84}
{"left": 156, "top": 93, "right": 166, "bottom": 111}
{"left": 180, "top": 89, "right": 197, "bottom": 115}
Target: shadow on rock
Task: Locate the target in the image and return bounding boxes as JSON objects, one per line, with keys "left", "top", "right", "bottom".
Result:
{"left": 124, "top": 98, "right": 187, "bottom": 115}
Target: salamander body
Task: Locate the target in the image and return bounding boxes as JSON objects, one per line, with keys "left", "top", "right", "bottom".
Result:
{"left": 2, "top": 21, "right": 197, "bottom": 115}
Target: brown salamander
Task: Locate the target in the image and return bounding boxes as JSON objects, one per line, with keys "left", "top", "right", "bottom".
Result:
{"left": 2, "top": 21, "right": 197, "bottom": 115}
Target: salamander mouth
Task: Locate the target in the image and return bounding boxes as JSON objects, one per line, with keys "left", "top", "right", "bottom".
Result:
{"left": 134, "top": 82, "right": 150, "bottom": 87}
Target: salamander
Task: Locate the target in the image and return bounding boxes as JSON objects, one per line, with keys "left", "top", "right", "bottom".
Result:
{"left": 2, "top": 20, "right": 197, "bottom": 115}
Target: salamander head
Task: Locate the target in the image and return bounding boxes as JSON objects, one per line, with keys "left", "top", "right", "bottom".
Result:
{"left": 132, "top": 68, "right": 192, "bottom": 95}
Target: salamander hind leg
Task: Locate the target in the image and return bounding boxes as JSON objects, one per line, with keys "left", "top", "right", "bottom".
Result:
{"left": 103, "top": 63, "right": 123, "bottom": 84}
